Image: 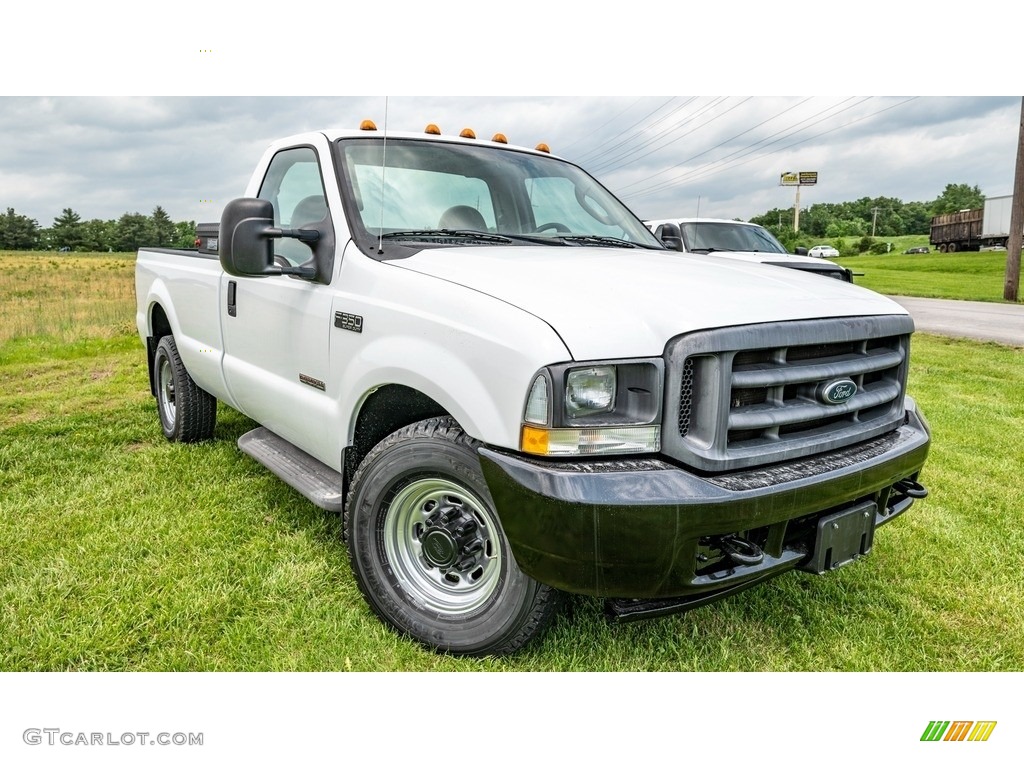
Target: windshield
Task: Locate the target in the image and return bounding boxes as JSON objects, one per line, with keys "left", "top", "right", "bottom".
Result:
{"left": 680, "top": 221, "right": 788, "bottom": 254}
{"left": 334, "top": 137, "right": 663, "bottom": 257}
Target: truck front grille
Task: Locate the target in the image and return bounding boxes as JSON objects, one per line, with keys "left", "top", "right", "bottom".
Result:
{"left": 662, "top": 316, "right": 914, "bottom": 472}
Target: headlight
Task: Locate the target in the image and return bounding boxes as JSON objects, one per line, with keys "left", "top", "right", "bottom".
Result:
{"left": 521, "top": 359, "right": 663, "bottom": 457}
{"left": 566, "top": 366, "right": 615, "bottom": 417}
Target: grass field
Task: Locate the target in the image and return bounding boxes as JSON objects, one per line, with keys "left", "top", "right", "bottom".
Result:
{"left": 837, "top": 248, "right": 1016, "bottom": 303}
{"left": 1, "top": 251, "right": 1022, "bottom": 671}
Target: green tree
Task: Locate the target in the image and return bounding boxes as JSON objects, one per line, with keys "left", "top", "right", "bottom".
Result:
{"left": 0, "top": 207, "right": 41, "bottom": 249}
{"left": 80, "top": 219, "right": 116, "bottom": 252}
{"left": 114, "top": 212, "right": 154, "bottom": 252}
{"left": 51, "top": 208, "right": 83, "bottom": 251}
{"left": 932, "top": 183, "right": 984, "bottom": 215}
{"left": 901, "top": 202, "right": 932, "bottom": 234}
{"left": 174, "top": 220, "right": 197, "bottom": 249}
{"left": 151, "top": 205, "right": 175, "bottom": 247}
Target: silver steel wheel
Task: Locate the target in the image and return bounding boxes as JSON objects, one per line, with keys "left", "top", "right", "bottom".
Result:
{"left": 383, "top": 477, "right": 502, "bottom": 616}
{"left": 158, "top": 355, "right": 176, "bottom": 427}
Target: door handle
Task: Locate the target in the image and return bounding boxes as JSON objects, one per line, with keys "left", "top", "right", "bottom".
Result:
{"left": 227, "top": 280, "right": 237, "bottom": 317}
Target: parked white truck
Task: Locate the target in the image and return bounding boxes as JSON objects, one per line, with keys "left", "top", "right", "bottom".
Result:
{"left": 645, "top": 217, "right": 855, "bottom": 282}
{"left": 135, "top": 123, "right": 930, "bottom": 655}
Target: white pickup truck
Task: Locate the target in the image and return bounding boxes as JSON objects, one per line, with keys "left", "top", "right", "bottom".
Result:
{"left": 135, "top": 123, "right": 930, "bottom": 656}
{"left": 645, "top": 217, "right": 855, "bottom": 282}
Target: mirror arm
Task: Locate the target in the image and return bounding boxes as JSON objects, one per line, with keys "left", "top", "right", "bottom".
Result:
{"left": 280, "top": 265, "right": 317, "bottom": 279}
{"left": 270, "top": 227, "right": 320, "bottom": 244}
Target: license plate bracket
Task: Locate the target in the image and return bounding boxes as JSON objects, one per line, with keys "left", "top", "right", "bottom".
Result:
{"left": 800, "top": 500, "right": 877, "bottom": 574}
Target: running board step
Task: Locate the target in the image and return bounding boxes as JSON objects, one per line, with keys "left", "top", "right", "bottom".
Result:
{"left": 237, "top": 427, "right": 345, "bottom": 512}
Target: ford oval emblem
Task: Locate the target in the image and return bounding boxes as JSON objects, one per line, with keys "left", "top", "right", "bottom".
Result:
{"left": 819, "top": 378, "right": 857, "bottom": 405}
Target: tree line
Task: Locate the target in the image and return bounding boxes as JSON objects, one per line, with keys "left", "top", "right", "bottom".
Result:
{"left": 0, "top": 183, "right": 987, "bottom": 253}
{"left": 0, "top": 206, "right": 196, "bottom": 252}
{"left": 750, "top": 183, "right": 984, "bottom": 244}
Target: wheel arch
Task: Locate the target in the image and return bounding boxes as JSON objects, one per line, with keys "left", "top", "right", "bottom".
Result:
{"left": 342, "top": 384, "right": 453, "bottom": 515}
{"left": 145, "top": 300, "right": 175, "bottom": 397}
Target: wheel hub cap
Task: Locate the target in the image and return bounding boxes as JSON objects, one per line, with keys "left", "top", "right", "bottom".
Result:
{"left": 419, "top": 501, "right": 485, "bottom": 572}
{"left": 422, "top": 529, "right": 458, "bottom": 568}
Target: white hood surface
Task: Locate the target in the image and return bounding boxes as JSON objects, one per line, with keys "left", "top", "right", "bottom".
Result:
{"left": 393, "top": 246, "right": 907, "bottom": 360}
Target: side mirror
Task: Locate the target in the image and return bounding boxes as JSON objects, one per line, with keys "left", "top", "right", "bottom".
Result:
{"left": 794, "top": 246, "right": 808, "bottom": 256}
{"left": 219, "top": 197, "right": 319, "bottom": 278}
{"left": 655, "top": 222, "right": 684, "bottom": 252}
{"left": 220, "top": 198, "right": 277, "bottom": 277}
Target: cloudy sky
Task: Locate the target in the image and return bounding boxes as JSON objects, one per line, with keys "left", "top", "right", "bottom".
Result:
{"left": 3, "top": 4, "right": 1020, "bottom": 229}
{"left": 3, "top": 95, "right": 1020, "bottom": 229}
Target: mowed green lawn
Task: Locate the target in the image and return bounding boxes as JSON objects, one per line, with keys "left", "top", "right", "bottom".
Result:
{"left": 837, "top": 249, "right": 1016, "bottom": 303}
{"left": 1, "top": 252, "right": 1022, "bottom": 670}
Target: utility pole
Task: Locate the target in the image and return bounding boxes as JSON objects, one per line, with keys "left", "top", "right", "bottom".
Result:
{"left": 1005, "top": 97, "right": 1024, "bottom": 302}
{"left": 871, "top": 207, "right": 881, "bottom": 237}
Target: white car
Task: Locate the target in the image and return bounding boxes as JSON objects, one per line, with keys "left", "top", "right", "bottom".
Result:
{"left": 808, "top": 244, "right": 840, "bottom": 259}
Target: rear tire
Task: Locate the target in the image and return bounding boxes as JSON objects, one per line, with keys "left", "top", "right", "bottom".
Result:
{"left": 153, "top": 335, "right": 217, "bottom": 443}
{"left": 344, "top": 417, "right": 561, "bottom": 656}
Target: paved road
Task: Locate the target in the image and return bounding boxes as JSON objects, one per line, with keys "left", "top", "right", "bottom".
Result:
{"left": 887, "top": 296, "right": 1024, "bottom": 347}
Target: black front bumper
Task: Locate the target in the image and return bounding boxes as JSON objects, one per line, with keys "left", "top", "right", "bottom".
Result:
{"left": 479, "top": 404, "right": 930, "bottom": 601}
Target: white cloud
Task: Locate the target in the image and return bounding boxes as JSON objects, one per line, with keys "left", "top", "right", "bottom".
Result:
{"left": 0, "top": 96, "right": 1018, "bottom": 226}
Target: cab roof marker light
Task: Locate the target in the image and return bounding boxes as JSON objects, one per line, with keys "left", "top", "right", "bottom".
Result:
{"left": 360, "top": 119, "right": 377, "bottom": 131}
{"left": 492, "top": 133, "right": 508, "bottom": 144}
{"left": 460, "top": 128, "right": 477, "bottom": 139}
{"left": 424, "top": 123, "right": 442, "bottom": 135}
{"left": 535, "top": 143, "right": 551, "bottom": 153}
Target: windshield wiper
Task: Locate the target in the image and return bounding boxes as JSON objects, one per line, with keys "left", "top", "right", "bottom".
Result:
{"left": 380, "top": 229, "right": 512, "bottom": 244}
{"left": 557, "top": 234, "right": 640, "bottom": 248}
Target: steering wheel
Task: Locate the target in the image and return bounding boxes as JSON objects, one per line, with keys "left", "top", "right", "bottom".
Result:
{"left": 535, "top": 222, "right": 571, "bottom": 234}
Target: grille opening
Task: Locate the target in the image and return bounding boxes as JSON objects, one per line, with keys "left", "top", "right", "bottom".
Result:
{"left": 727, "top": 429, "right": 762, "bottom": 445}
{"left": 778, "top": 414, "right": 851, "bottom": 435}
{"left": 733, "top": 349, "right": 772, "bottom": 367}
{"left": 866, "top": 335, "right": 899, "bottom": 351}
{"left": 731, "top": 387, "right": 768, "bottom": 408}
{"left": 678, "top": 358, "right": 695, "bottom": 437}
{"left": 786, "top": 340, "right": 862, "bottom": 361}
{"left": 862, "top": 369, "right": 886, "bottom": 386}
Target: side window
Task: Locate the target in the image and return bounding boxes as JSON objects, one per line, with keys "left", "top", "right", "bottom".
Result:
{"left": 258, "top": 147, "right": 329, "bottom": 264}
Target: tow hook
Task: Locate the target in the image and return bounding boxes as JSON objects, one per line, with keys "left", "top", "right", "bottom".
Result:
{"left": 893, "top": 478, "right": 928, "bottom": 498}
{"left": 718, "top": 534, "right": 764, "bottom": 566}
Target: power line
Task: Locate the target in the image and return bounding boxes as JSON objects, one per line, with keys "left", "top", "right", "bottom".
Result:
{"left": 574, "top": 97, "right": 703, "bottom": 169}
{"left": 570, "top": 97, "right": 681, "bottom": 164}
{"left": 617, "top": 97, "right": 866, "bottom": 198}
{"left": 668, "top": 96, "right": 919, "bottom": 191}
{"left": 555, "top": 96, "right": 648, "bottom": 154}
{"left": 587, "top": 97, "right": 746, "bottom": 175}
{"left": 599, "top": 96, "right": 814, "bottom": 180}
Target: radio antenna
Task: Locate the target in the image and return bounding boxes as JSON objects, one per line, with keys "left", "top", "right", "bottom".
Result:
{"left": 377, "top": 96, "right": 389, "bottom": 254}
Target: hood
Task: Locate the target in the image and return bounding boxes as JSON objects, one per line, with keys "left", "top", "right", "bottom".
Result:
{"left": 392, "top": 246, "right": 906, "bottom": 360}
{"left": 693, "top": 250, "right": 839, "bottom": 267}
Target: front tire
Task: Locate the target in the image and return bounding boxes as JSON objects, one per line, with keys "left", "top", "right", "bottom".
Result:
{"left": 344, "top": 417, "right": 561, "bottom": 656}
{"left": 153, "top": 335, "right": 217, "bottom": 443}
